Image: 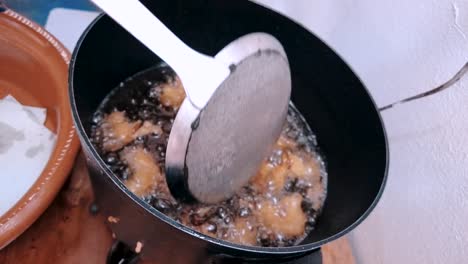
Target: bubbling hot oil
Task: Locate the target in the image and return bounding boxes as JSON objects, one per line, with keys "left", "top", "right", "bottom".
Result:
{"left": 90, "top": 64, "right": 327, "bottom": 247}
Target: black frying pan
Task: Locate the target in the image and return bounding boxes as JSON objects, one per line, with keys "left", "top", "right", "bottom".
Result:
{"left": 69, "top": 0, "right": 388, "bottom": 263}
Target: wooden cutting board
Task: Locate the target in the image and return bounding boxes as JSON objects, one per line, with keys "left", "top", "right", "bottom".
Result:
{"left": 0, "top": 154, "right": 355, "bottom": 264}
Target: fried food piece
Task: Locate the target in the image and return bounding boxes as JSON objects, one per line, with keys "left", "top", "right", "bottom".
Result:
{"left": 251, "top": 161, "right": 289, "bottom": 194}
{"left": 197, "top": 222, "right": 218, "bottom": 238}
{"left": 225, "top": 217, "right": 258, "bottom": 246}
{"left": 251, "top": 145, "right": 292, "bottom": 194}
{"left": 120, "top": 146, "right": 162, "bottom": 197}
{"left": 133, "top": 120, "right": 163, "bottom": 138}
{"left": 277, "top": 135, "right": 297, "bottom": 149}
{"left": 159, "top": 77, "right": 186, "bottom": 109}
{"left": 306, "top": 184, "right": 326, "bottom": 211}
{"left": 288, "top": 152, "right": 321, "bottom": 180}
{"left": 257, "top": 193, "right": 307, "bottom": 237}
{"left": 100, "top": 111, "right": 141, "bottom": 152}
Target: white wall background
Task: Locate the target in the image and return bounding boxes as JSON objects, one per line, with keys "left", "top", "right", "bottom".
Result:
{"left": 253, "top": 0, "right": 468, "bottom": 263}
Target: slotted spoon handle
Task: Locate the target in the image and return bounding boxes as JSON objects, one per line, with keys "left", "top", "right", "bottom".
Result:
{"left": 91, "top": 0, "right": 230, "bottom": 109}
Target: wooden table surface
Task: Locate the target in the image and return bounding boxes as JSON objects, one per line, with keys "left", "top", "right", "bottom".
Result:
{"left": 0, "top": 155, "right": 355, "bottom": 264}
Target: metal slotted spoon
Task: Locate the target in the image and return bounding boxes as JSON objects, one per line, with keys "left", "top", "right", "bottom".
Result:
{"left": 91, "top": 0, "right": 291, "bottom": 203}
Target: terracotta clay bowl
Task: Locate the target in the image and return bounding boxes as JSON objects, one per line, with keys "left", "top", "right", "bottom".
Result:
{"left": 0, "top": 7, "right": 80, "bottom": 249}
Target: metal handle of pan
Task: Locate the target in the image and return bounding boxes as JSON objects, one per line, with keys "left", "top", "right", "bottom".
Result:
{"left": 379, "top": 62, "right": 467, "bottom": 112}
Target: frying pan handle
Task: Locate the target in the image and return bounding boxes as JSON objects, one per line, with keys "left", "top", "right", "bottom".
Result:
{"left": 379, "top": 62, "right": 467, "bottom": 111}
{"left": 107, "top": 240, "right": 140, "bottom": 264}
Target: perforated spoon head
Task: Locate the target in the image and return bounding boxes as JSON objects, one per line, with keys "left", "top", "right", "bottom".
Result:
{"left": 166, "top": 33, "right": 291, "bottom": 203}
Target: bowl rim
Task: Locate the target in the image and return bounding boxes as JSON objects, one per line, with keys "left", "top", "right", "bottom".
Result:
{"left": 0, "top": 8, "right": 80, "bottom": 249}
